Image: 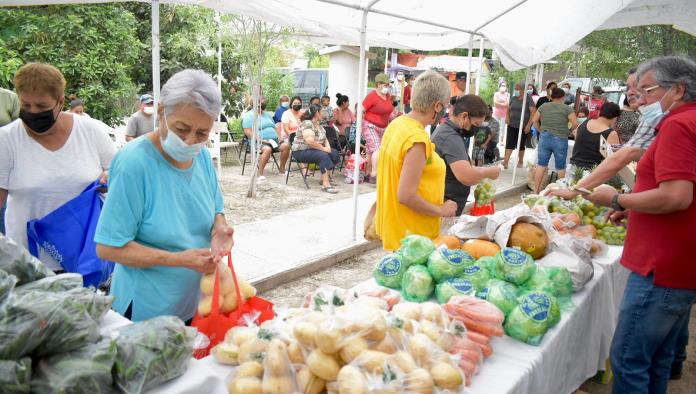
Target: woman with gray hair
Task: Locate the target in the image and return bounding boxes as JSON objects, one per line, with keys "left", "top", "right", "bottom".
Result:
{"left": 95, "top": 69, "right": 233, "bottom": 323}
{"left": 374, "top": 70, "right": 457, "bottom": 251}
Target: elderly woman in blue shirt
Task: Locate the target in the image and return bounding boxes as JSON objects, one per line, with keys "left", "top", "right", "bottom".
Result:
{"left": 95, "top": 69, "right": 233, "bottom": 322}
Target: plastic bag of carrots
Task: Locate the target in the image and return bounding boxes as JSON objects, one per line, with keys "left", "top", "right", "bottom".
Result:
{"left": 443, "top": 295, "right": 504, "bottom": 359}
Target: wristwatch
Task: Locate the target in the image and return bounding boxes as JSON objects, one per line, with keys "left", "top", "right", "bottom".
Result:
{"left": 611, "top": 193, "right": 625, "bottom": 212}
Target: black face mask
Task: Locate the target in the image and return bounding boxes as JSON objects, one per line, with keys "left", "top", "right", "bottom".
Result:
{"left": 20, "top": 105, "right": 59, "bottom": 134}
{"left": 292, "top": 104, "right": 302, "bottom": 111}
{"left": 458, "top": 115, "right": 476, "bottom": 138}
{"left": 260, "top": 103, "right": 267, "bottom": 111}
{"left": 392, "top": 101, "right": 398, "bottom": 107}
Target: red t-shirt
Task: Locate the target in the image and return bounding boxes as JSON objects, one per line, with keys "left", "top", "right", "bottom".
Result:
{"left": 621, "top": 102, "right": 696, "bottom": 289}
{"left": 403, "top": 85, "right": 412, "bottom": 105}
{"left": 588, "top": 97, "right": 605, "bottom": 119}
{"left": 363, "top": 91, "right": 393, "bottom": 128}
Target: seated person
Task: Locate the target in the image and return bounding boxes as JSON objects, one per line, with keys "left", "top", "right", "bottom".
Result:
{"left": 242, "top": 99, "right": 289, "bottom": 179}
{"left": 291, "top": 104, "right": 340, "bottom": 193}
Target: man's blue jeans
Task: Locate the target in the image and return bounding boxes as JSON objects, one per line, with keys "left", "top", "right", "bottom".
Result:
{"left": 611, "top": 272, "right": 696, "bottom": 394}
{"left": 0, "top": 203, "right": 5, "bottom": 234}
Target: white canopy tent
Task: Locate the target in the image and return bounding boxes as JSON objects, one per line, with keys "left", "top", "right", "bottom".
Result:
{"left": 5, "top": 0, "right": 696, "bottom": 240}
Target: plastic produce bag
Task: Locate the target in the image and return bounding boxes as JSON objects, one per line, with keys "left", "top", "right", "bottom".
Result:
{"left": 0, "top": 235, "right": 53, "bottom": 285}
{"left": 401, "top": 265, "right": 435, "bottom": 302}
{"left": 494, "top": 247, "right": 537, "bottom": 285}
{"left": 31, "top": 338, "right": 117, "bottom": 394}
{"left": 0, "top": 270, "right": 17, "bottom": 307}
{"left": 14, "top": 273, "right": 82, "bottom": 295}
{"left": 0, "top": 288, "right": 108, "bottom": 359}
{"left": 459, "top": 262, "right": 491, "bottom": 291}
{"left": 426, "top": 247, "right": 471, "bottom": 283}
{"left": 398, "top": 235, "right": 435, "bottom": 266}
{"left": 112, "top": 316, "right": 194, "bottom": 394}
{"left": 373, "top": 253, "right": 408, "bottom": 289}
{"left": 523, "top": 266, "right": 573, "bottom": 298}
{"left": 0, "top": 358, "right": 31, "bottom": 394}
{"left": 482, "top": 279, "right": 518, "bottom": 317}
{"left": 261, "top": 338, "right": 300, "bottom": 394}
{"left": 474, "top": 178, "right": 495, "bottom": 205}
{"left": 504, "top": 291, "right": 560, "bottom": 345}
{"left": 435, "top": 278, "right": 477, "bottom": 304}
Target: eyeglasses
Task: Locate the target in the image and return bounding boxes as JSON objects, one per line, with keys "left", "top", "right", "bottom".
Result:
{"left": 636, "top": 84, "right": 662, "bottom": 97}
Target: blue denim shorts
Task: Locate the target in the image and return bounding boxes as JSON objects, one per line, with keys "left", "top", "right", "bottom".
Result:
{"left": 537, "top": 131, "right": 569, "bottom": 170}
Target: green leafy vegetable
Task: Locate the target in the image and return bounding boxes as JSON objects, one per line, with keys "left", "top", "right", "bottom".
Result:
{"left": 401, "top": 264, "right": 435, "bottom": 302}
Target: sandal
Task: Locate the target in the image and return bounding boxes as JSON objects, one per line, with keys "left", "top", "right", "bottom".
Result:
{"left": 367, "top": 176, "right": 377, "bottom": 184}
{"left": 318, "top": 179, "right": 338, "bottom": 186}
{"left": 321, "top": 186, "right": 338, "bottom": 194}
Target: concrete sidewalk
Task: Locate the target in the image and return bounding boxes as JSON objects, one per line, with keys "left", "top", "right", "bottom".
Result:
{"left": 235, "top": 170, "right": 529, "bottom": 291}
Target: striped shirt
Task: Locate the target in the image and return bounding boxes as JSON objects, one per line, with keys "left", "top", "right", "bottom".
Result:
{"left": 624, "top": 114, "right": 662, "bottom": 150}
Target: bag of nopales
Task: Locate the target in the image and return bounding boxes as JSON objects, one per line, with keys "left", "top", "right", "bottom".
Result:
{"left": 31, "top": 338, "right": 118, "bottom": 394}
{"left": 0, "top": 358, "right": 31, "bottom": 394}
{"left": 0, "top": 235, "right": 53, "bottom": 285}
{"left": 0, "top": 287, "right": 112, "bottom": 360}
{"left": 0, "top": 270, "right": 17, "bottom": 308}
{"left": 14, "top": 273, "right": 83, "bottom": 295}
{"left": 504, "top": 291, "right": 560, "bottom": 345}
{"left": 111, "top": 316, "right": 195, "bottom": 394}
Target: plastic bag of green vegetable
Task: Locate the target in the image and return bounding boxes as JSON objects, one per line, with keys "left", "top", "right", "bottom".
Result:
{"left": 523, "top": 266, "right": 573, "bottom": 298}
{"left": 401, "top": 264, "right": 435, "bottom": 302}
{"left": 504, "top": 291, "right": 560, "bottom": 345}
{"left": 0, "top": 270, "right": 17, "bottom": 308}
{"left": 14, "top": 273, "right": 82, "bottom": 295}
{"left": 0, "top": 235, "right": 53, "bottom": 285}
{"left": 435, "top": 277, "right": 477, "bottom": 304}
{"left": 426, "top": 247, "right": 470, "bottom": 282}
{"left": 494, "top": 247, "right": 537, "bottom": 285}
{"left": 398, "top": 234, "right": 435, "bottom": 266}
{"left": 482, "top": 279, "right": 518, "bottom": 316}
{"left": 373, "top": 253, "right": 408, "bottom": 289}
{"left": 112, "top": 316, "right": 195, "bottom": 394}
{"left": 0, "top": 358, "right": 31, "bottom": 394}
{"left": 459, "top": 262, "right": 491, "bottom": 291}
{"left": 0, "top": 288, "right": 111, "bottom": 359}
{"left": 31, "top": 338, "right": 117, "bottom": 394}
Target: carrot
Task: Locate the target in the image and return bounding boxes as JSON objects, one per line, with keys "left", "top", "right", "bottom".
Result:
{"left": 467, "top": 331, "right": 491, "bottom": 345}
{"left": 462, "top": 318, "right": 501, "bottom": 337}
{"left": 457, "top": 357, "right": 478, "bottom": 376}
{"left": 475, "top": 342, "right": 493, "bottom": 357}
{"left": 459, "top": 308, "right": 504, "bottom": 325}
{"left": 454, "top": 348, "right": 482, "bottom": 364}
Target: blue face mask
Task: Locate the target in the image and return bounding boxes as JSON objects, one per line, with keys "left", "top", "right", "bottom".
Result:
{"left": 639, "top": 86, "right": 674, "bottom": 127}
{"left": 512, "top": 91, "right": 521, "bottom": 98}
{"left": 160, "top": 116, "right": 206, "bottom": 162}
{"left": 281, "top": 101, "right": 289, "bottom": 108}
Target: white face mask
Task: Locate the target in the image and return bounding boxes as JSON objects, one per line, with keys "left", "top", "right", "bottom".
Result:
{"left": 160, "top": 117, "right": 206, "bottom": 162}
{"left": 639, "top": 86, "right": 674, "bottom": 126}
{"left": 381, "top": 86, "right": 391, "bottom": 95}
{"left": 397, "top": 74, "right": 404, "bottom": 81}
{"left": 143, "top": 106, "right": 154, "bottom": 115}
{"left": 281, "top": 101, "right": 289, "bottom": 108}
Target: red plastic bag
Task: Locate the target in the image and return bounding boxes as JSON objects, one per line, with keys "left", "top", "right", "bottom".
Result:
{"left": 469, "top": 200, "right": 495, "bottom": 216}
{"left": 191, "top": 252, "right": 274, "bottom": 358}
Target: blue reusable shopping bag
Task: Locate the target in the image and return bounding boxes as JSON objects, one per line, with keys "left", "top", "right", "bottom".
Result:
{"left": 26, "top": 179, "right": 114, "bottom": 287}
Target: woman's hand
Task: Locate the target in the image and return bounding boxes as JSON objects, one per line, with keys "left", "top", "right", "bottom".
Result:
{"left": 177, "top": 249, "right": 217, "bottom": 274}
{"left": 99, "top": 170, "right": 109, "bottom": 185}
{"left": 211, "top": 222, "right": 234, "bottom": 263}
{"left": 440, "top": 200, "right": 458, "bottom": 217}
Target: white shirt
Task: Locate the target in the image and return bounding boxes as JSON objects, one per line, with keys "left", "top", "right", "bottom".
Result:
{"left": 0, "top": 114, "right": 115, "bottom": 270}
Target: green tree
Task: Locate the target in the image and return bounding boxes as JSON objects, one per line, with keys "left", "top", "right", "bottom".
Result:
{"left": 304, "top": 45, "right": 329, "bottom": 68}
{"left": 0, "top": 5, "right": 142, "bottom": 125}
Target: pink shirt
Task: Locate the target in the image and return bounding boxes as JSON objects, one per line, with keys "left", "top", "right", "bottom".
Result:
{"left": 493, "top": 91, "right": 509, "bottom": 119}
{"left": 333, "top": 107, "right": 356, "bottom": 136}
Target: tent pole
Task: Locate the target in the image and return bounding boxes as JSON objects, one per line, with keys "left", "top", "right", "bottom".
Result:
{"left": 475, "top": 38, "right": 484, "bottom": 95}
{"left": 465, "top": 35, "right": 473, "bottom": 95}
{"left": 384, "top": 48, "right": 389, "bottom": 74}
{"left": 151, "top": 0, "right": 160, "bottom": 128}
{"left": 352, "top": 9, "right": 369, "bottom": 241}
{"left": 216, "top": 12, "right": 222, "bottom": 122}
{"left": 512, "top": 69, "right": 531, "bottom": 186}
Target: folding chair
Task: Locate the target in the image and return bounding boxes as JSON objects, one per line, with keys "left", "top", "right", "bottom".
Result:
{"left": 241, "top": 135, "right": 281, "bottom": 175}
{"left": 285, "top": 150, "right": 318, "bottom": 189}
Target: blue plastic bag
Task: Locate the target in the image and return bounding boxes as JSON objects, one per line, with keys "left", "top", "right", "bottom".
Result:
{"left": 26, "top": 179, "right": 114, "bottom": 287}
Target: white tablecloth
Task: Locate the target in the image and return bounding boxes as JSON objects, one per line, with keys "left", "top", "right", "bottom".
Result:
{"left": 140, "top": 246, "right": 628, "bottom": 394}
{"left": 464, "top": 246, "right": 627, "bottom": 394}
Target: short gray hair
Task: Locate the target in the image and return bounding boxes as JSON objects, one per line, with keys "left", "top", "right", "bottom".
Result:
{"left": 160, "top": 69, "right": 221, "bottom": 118}
{"left": 410, "top": 70, "right": 451, "bottom": 113}
{"left": 636, "top": 55, "right": 696, "bottom": 102}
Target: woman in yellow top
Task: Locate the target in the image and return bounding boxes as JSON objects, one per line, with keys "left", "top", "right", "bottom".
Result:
{"left": 375, "top": 70, "right": 457, "bottom": 250}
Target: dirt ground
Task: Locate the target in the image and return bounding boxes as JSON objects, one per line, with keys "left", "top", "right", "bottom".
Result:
{"left": 256, "top": 189, "right": 695, "bottom": 394}
{"left": 218, "top": 156, "right": 375, "bottom": 226}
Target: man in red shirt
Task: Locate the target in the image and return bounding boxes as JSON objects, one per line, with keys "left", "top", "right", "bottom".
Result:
{"left": 403, "top": 74, "right": 414, "bottom": 114}
{"left": 586, "top": 55, "right": 696, "bottom": 394}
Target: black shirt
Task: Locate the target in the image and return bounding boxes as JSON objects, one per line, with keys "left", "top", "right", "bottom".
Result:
{"left": 536, "top": 96, "right": 551, "bottom": 109}
{"left": 570, "top": 121, "right": 614, "bottom": 169}
{"left": 431, "top": 120, "right": 471, "bottom": 214}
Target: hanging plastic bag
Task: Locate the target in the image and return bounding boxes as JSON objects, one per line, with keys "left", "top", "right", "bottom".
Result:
{"left": 0, "top": 358, "right": 31, "bottom": 394}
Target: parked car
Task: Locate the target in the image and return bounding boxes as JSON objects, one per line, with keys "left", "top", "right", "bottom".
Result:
{"left": 285, "top": 68, "right": 328, "bottom": 106}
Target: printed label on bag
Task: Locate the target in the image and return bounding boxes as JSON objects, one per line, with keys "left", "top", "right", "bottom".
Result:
{"left": 447, "top": 278, "right": 474, "bottom": 293}
{"left": 463, "top": 264, "right": 482, "bottom": 275}
{"left": 378, "top": 256, "right": 401, "bottom": 276}
{"left": 441, "top": 248, "right": 465, "bottom": 265}
{"left": 503, "top": 247, "right": 527, "bottom": 266}
{"left": 520, "top": 292, "right": 550, "bottom": 322}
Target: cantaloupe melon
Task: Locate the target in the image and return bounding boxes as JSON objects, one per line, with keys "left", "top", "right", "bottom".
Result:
{"left": 461, "top": 239, "right": 501, "bottom": 259}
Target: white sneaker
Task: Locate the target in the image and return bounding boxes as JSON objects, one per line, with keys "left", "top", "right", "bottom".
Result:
{"left": 257, "top": 176, "right": 266, "bottom": 183}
